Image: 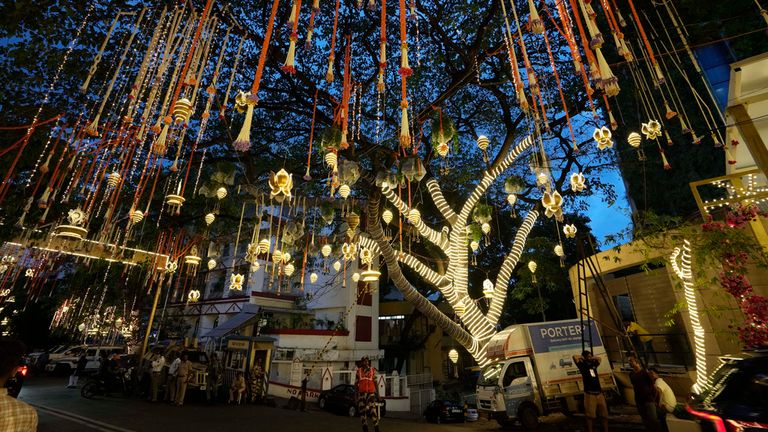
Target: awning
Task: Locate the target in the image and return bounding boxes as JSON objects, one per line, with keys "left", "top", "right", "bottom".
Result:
{"left": 201, "top": 304, "right": 260, "bottom": 338}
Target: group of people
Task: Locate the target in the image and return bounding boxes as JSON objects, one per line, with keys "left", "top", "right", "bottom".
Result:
{"left": 148, "top": 350, "right": 194, "bottom": 406}
{"left": 227, "top": 358, "right": 265, "bottom": 404}
{"left": 574, "top": 349, "right": 678, "bottom": 432}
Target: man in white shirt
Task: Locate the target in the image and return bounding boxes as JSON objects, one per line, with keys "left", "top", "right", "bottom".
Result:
{"left": 649, "top": 367, "right": 677, "bottom": 432}
{"left": 166, "top": 353, "right": 181, "bottom": 403}
{"left": 150, "top": 350, "right": 166, "bottom": 402}
{"left": 0, "top": 339, "right": 38, "bottom": 432}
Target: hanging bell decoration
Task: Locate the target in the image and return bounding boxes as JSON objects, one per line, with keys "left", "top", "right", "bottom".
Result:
{"left": 507, "top": 194, "right": 517, "bottom": 206}
{"left": 339, "top": 184, "right": 351, "bottom": 199}
{"left": 352, "top": 272, "right": 360, "bottom": 282}
{"left": 268, "top": 169, "right": 293, "bottom": 202}
{"left": 483, "top": 279, "right": 494, "bottom": 298}
{"left": 310, "top": 272, "right": 319, "bottom": 284}
{"left": 216, "top": 187, "right": 228, "bottom": 200}
{"left": 408, "top": 208, "right": 421, "bottom": 225}
{"left": 570, "top": 172, "right": 586, "bottom": 193}
{"left": 563, "top": 224, "right": 577, "bottom": 238}
{"left": 454, "top": 300, "right": 466, "bottom": 317}
{"left": 284, "top": 263, "right": 295, "bottom": 277}
{"left": 258, "top": 239, "right": 270, "bottom": 254}
{"left": 627, "top": 132, "right": 642, "bottom": 148}
{"left": 382, "top": 209, "right": 393, "bottom": 225}
{"left": 481, "top": 222, "right": 491, "bottom": 235}
{"left": 554, "top": 244, "right": 565, "bottom": 257}
{"left": 470, "top": 240, "right": 480, "bottom": 252}
{"left": 332, "top": 260, "right": 341, "bottom": 272}
{"left": 129, "top": 209, "right": 144, "bottom": 224}
{"left": 107, "top": 172, "right": 121, "bottom": 188}
{"left": 207, "top": 259, "right": 217, "bottom": 270}
{"left": 272, "top": 249, "right": 283, "bottom": 263}
{"left": 173, "top": 97, "right": 193, "bottom": 124}
{"left": 321, "top": 244, "right": 332, "bottom": 257}
{"left": 325, "top": 151, "right": 338, "bottom": 169}
{"left": 205, "top": 213, "right": 216, "bottom": 226}
{"left": 477, "top": 135, "right": 489, "bottom": 151}
{"left": 528, "top": 260, "right": 538, "bottom": 284}
{"left": 347, "top": 212, "right": 361, "bottom": 233}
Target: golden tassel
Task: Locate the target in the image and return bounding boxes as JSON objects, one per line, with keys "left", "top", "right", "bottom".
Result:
{"left": 654, "top": 62, "right": 666, "bottom": 84}
{"left": 609, "top": 110, "right": 617, "bottom": 130}
{"left": 596, "top": 48, "right": 619, "bottom": 97}
{"left": 84, "top": 114, "right": 101, "bottom": 137}
{"left": 282, "top": 35, "right": 298, "bottom": 74}
{"left": 377, "top": 71, "right": 385, "bottom": 93}
{"left": 152, "top": 122, "right": 170, "bottom": 155}
{"left": 233, "top": 103, "right": 254, "bottom": 152}
{"left": 664, "top": 101, "right": 677, "bottom": 119}
{"left": 326, "top": 55, "right": 335, "bottom": 83}
{"left": 399, "top": 103, "right": 411, "bottom": 148}
{"left": 661, "top": 151, "right": 671, "bottom": 170}
{"left": 679, "top": 116, "right": 691, "bottom": 134}
{"left": 528, "top": 0, "right": 544, "bottom": 34}
{"left": 287, "top": 0, "right": 298, "bottom": 28}
{"left": 399, "top": 43, "right": 412, "bottom": 76}
{"left": 340, "top": 129, "right": 349, "bottom": 150}
{"left": 305, "top": 29, "right": 314, "bottom": 49}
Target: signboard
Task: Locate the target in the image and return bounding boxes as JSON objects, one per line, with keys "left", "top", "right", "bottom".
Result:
{"left": 321, "top": 366, "right": 333, "bottom": 391}
{"left": 227, "top": 340, "right": 250, "bottom": 350}
{"left": 527, "top": 320, "right": 601, "bottom": 354}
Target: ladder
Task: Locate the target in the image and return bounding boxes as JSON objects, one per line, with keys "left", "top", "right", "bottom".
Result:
{"left": 575, "top": 236, "right": 629, "bottom": 355}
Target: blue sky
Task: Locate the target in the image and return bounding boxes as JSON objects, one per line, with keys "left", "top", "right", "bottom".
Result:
{"left": 582, "top": 167, "right": 632, "bottom": 249}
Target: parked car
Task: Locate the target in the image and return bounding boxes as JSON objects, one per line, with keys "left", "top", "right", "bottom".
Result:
{"left": 4, "top": 358, "right": 28, "bottom": 398}
{"left": 44, "top": 345, "right": 87, "bottom": 374}
{"left": 47, "top": 346, "right": 125, "bottom": 375}
{"left": 424, "top": 400, "right": 466, "bottom": 424}
{"left": 318, "top": 384, "right": 386, "bottom": 418}
{"left": 684, "top": 351, "right": 768, "bottom": 431}
{"left": 465, "top": 404, "right": 479, "bottom": 422}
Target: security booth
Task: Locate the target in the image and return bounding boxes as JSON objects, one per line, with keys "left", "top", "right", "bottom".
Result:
{"left": 222, "top": 335, "right": 275, "bottom": 401}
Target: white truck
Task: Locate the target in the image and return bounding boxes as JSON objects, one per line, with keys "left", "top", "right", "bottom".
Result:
{"left": 476, "top": 319, "right": 615, "bottom": 429}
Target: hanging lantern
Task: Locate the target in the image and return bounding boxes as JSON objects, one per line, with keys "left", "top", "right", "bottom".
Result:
{"left": 25, "top": 268, "right": 35, "bottom": 278}
{"left": 481, "top": 222, "right": 491, "bottom": 235}
{"left": 310, "top": 272, "right": 318, "bottom": 284}
{"left": 454, "top": 300, "right": 466, "bottom": 317}
{"left": 563, "top": 224, "right": 577, "bottom": 238}
{"left": 470, "top": 240, "right": 480, "bottom": 252}
{"left": 507, "top": 194, "right": 517, "bottom": 206}
{"left": 205, "top": 213, "right": 216, "bottom": 226}
{"left": 448, "top": 349, "right": 459, "bottom": 364}
{"left": 258, "top": 239, "right": 270, "bottom": 254}
{"left": 282, "top": 252, "right": 292, "bottom": 263}
{"left": 321, "top": 244, "right": 332, "bottom": 257}
{"left": 107, "top": 171, "right": 121, "bottom": 188}
{"left": 165, "top": 260, "right": 178, "bottom": 274}
{"left": 165, "top": 193, "right": 185, "bottom": 214}
{"left": 173, "top": 97, "right": 193, "bottom": 124}
{"left": 207, "top": 259, "right": 217, "bottom": 270}
{"left": 130, "top": 209, "right": 144, "bottom": 224}
{"left": 528, "top": 261, "right": 538, "bottom": 283}
{"left": 382, "top": 209, "right": 393, "bottom": 225}
{"left": 347, "top": 213, "right": 361, "bottom": 233}
{"left": 476, "top": 135, "right": 489, "bottom": 151}
{"left": 542, "top": 190, "right": 564, "bottom": 220}
{"left": 229, "top": 273, "right": 245, "bottom": 291}
{"left": 408, "top": 208, "right": 421, "bottom": 225}
{"left": 342, "top": 242, "right": 357, "bottom": 261}
{"left": 627, "top": 132, "right": 642, "bottom": 148}
{"left": 284, "top": 263, "right": 295, "bottom": 277}
{"left": 332, "top": 260, "right": 341, "bottom": 272}
{"left": 436, "top": 142, "right": 449, "bottom": 157}
{"left": 339, "top": 184, "right": 351, "bottom": 199}
{"left": 272, "top": 249, "right": 283, "bottom": 263}
{"left": 593, "top": 126, "right": 613, "bottom": 150}
{"left": 641, "top": 120, "right": 662, "bottom": 140}
{"left": 361, "top": 268, "right": 381, "bottom": 282}
{"left": 352, "top": 272, "right": 360, "bottom": 282}
{"left": 325, "top": 151, "right": 338, "bottom": 168}
{"left": 482, "top": 279, "right": 494, "bottom": 298}
{"left": 216, "top": 187, "right": 228, "bottom": 200}
{"left": 184, "top": 246, "right": 201, "bottom": 266}
{"left": 554, "top": 244, "right": 565, "bottom": 257}
{"left": 570, "top": 172, "right": 587, "bottom": 193}
{"left": 536, "top": 171, "right": 549, "bottom": 186}
{"left": 269, "top": 169, "right": 294, "bottom": 202}
{"left": 187, "top": 290, "right": 201, "bottom": 303}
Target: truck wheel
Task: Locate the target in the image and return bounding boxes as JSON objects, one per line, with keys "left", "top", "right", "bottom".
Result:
{"left": 518, "top": 405, "right": 539, "bottom": 430}
{"left": 318, "top": 397, "right": 326, "bottom": 409}
{"left": 496, "top": 419, "right": 515, "bottom": 429}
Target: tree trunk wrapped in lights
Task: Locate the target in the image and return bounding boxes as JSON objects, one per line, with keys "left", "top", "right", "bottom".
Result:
{"left": 360, "top": 135, "right": 539, "bottom": 364}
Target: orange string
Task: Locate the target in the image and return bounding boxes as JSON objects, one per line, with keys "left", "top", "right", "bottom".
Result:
{"left": 291, "top": 0, "right": 302, "bottom": 36}
{"left": 306, "top": 89, "right": 318, "bottom": 170}
{"left": 250, "top": 0, "right": 282, "bottom": 96}
{"left": 626, "top": 0, "right": 657, "bottom": 66}
{"left": 329, "top": 0, "right": 340, "bottom": 60}
{"left": 542, "top": 29, "right": 577, "bottom": 147}
{"left": 0, "top": 114, "right": 62, "bottom": 131}
{"left": 169, "top": 0, "right": 215, "bottom": 114}
{"left": 567, "top": 0, "right": 596, "bottom": 66}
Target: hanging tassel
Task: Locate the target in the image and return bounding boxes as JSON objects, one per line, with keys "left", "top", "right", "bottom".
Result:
{"left": 377, "top": 40, "right": 387, "bottom": 92}
{"left": 368, "top": 0, "right": 375, "bottom": 9}
{"left": 664, "top": 101, "right": 677, "bottom": 119}
{"left": 711, "top": 132, "right": 723, "bottom": 148}
{"left": 287, "top": 0, "right": 298, "bottom": 28}
{"left": 377, "top": 71, "right": 385, "bottom": 93}
{"left": 37, "top": 187, "right": 52, "bottom": 209}
{"left": 399, "top": 43, "right": 412, "bottom": 76}
{"left": 305, "top": 29, "right": 314, "bottom": 50}
{"left": 152, "top": 121, "right": 170, "bottom": 155}
{"left": 282, "top": 34, "right": 298, "bottom": 74}
{"left": 596, "top": 48, "right": 619, "bottom": 97}
{"left": 399, "top": 103, "right": 411, "bottom": 148}
{"left": 84, "top": 114, "right": 100, "bottom": 137}
{"left": 588, "top": 61, "right": 601, "bottom": 87}
{"left": 653, "top": 62, "right": 666, "bottom": 85}
{"left": 617, "top": 9, "right": 627, "bottom": 27}
{"left": 692, "top": 133, "right": 702, "bottom": 145}
{"left": 608, "top": 110, "right": 618, "bottom": 130}
{"left": 665, "top": 130, "right": 674, "bottom": 146}
{"left": 340, "top": 129, "right": 349, "bottom": 150}
{"left": 150, "top": 118, "right": 162, "bottom": 134}
{"left": 679, "top": 116, "right": 691, "bottom": 135}
{"left": 528, "top": 0, "right": 544, "bottom": 34}
{"left": 326, "top": 55, "right": 335, "bottom": 82}
{"left": 660, "top": 150, "right": 672, "bottom": 170}
{"left": 233, "top": 103, "right": 254, "bottom": 152}
{"left": 39, "top": 152, "right": 53, "bottom": 174}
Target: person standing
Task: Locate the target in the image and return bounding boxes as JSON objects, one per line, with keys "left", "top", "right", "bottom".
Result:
{"left": 649, "top": 367, "right": 676, "bottom": 432}
{"left": 629, "top": 356, "right": 660, "bottom": 432}
{"left": 166, "top": 353, "right": 180, "bottom": 403}
{"left": 355, "top": 356, "right": 380, "bottom": 432}
{"left": 150, "top": 350, "right": 165, "bottom": 402}
{"left": 175, "top": 353, "right": 192, "bottom": 406}
{"left": 206, "top": 353, "right": 220, "bottom": 403}
{"left": 573, "top": 350, "right": 609, "bottom": 432}
{"left": 0, "top": 339, "right": 38, "bottom": 432}
{"left": 624, "top": 320, "right": 657, "bottom": 365}
{"left": 67, "top": 354, "right": 87, "bottom": 388}
{"left": 249, "top": 358, "right": 265, "bottom": 403}
{"left": 229, "top": 371, "right": 246, "bottom": 404}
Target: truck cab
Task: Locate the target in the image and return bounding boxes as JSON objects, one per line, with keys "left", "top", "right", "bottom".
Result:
{"left": 476, "top": 319, "right": 615, "bottom": 429}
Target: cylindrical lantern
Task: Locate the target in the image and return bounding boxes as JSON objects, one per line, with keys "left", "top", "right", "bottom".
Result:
{"left": 482, "top": 279, "right": 494, "bottom": 298}
{"left": 408, "top": 209, "right": 421, "bottom": 225}
{"left": 448, "top": 349, "right": 459, "bottom": 364}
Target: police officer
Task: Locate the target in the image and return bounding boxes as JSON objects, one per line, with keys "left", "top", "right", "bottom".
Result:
{"left": 355, "top": 356, "right": 380, "bottom": 432}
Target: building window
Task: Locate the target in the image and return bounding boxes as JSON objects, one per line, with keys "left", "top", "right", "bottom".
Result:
{"left": 614, "top": 293, "right": 635, "bottom": 322}
{"left": 355, "top": 315, "right": 372, "bottom": 342}
{"left": 357, "top": 281, "right": 372, "bottom": 306}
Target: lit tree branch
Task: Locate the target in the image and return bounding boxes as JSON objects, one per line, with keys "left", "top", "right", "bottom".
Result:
{"left": 425, "top": 178, "right": 458, "bottom": 224}
{"left": 380, "top": 184, "right": 450, "bottom": 250}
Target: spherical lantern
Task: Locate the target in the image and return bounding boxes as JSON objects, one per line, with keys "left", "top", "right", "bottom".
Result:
{"left": 507, "top": 194, "right": 517, "bottom": 206}
{"left": 272, "top": 250, "right": 283, "bottom": 263}
{"left": 205, "top": 213, "right": 215, "bottom": 225}
{"left": 321, "top": 244, "right": 332, "bottom": 257}
{"left": 258, "top": 239, "right": 270, "bottom": 254}
{"left": 207, "top": 259, "right": 216, "bottom": 270}
{"left": 554, "top": 244, "right": 565, "bottom": 257}
{"left": 325, "top": 152, "right": 338, "bottom": 168}
{"left": 107, "top": 171, "right": 121, "bottom": 188}
{"left": 382, "top": 209, "right": 393, "bottom": 225}
{"left": 352, "top": 272, "right": 360, "bottom": 282}
{"left": 216, "top": 187, "right": 228, "bottom": 200}
{"left": 310, "top": 272, "right": 318, "bottom": 284}
{"left": 408, "top": 208, "right": 421, "bottom": 225}
{"left": 282, "top": 252, "right": 292, "bottom": 263}
{"left": 477, "top": 135, "right": 489, "bottom": 151}
{"left": 470, "top": 241, "right": 480, "bottom": 252}
{"left": 339, "top": 184, "right": 351, "bottom": 199}
{"left": 481, "top": 222, "right": 491, "bottom": 235}
{"left": 284, "top": 263, "right": 295, "bottom": 277}
{"left": 78, "top": 323, "right": 86, "bottom": 332}
{"left": 627, "top": 132, "right": 642, "bottom": 148}
{"left": 332, "top": 260, "right": 341, "bottom": 272}
{"left": 448, "top": 349, "right": 459, "bottom": 364}
{"left": 130, "top": 209, "right": 144, "bottom": 224}
{"left": 482, "top": 279, "right": 494, "bottom": 298}
{"left": 172, "top": 97, "right": 193, "bottom": 124}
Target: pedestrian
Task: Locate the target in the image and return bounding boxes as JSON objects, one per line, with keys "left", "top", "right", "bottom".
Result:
{"left": 67, "top": 353, "right": 87, "bottom": 388}
{"left": 248, "top": 358, "right": 265, "bottom": 403}
{"left": 573, "top": 350, "right": 609, "bottom": 432}
{"left": 649, "top": 367, "right": 676, "bottom": 432}
{"left": 300, "top": 372, "right": 308, "bottom": 412}
{"left": 229, "top": 371, "right": 246, "bottom": 404}
{"left": 150, "top": 349, "right": 165, "bottom": 402}
{"left": 206, "top": 352, "right": 220, "bottom": 403}
{"left": 624, "top": 319, "right": 657, "bottom": 365}
{"left": 0, "top": 338, "right": 38, "bottom": 432}
{"left": 166, "top": 352, "right": 180, "bottom": 403}
{"left": 355, "top": 356, "right": 380, "bottom": 432}
{"left": 629, "top": 355, "right": 660, "bottom": 432}
{"left": 175, "top": 353, "right": 192, "bottom": 406}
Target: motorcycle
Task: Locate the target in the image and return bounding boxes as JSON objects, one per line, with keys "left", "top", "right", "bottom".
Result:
{"left": 5, "top": 361, "right": 28, "bottom": 398}
{"left": 80, "top": 368, "right": 134, "bottom": 399}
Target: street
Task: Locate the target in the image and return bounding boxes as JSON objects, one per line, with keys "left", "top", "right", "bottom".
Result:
{"left": 16, "top": 377, "right": 646, "bottom": 432}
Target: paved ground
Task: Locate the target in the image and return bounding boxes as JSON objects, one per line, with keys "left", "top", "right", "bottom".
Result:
{"left": 17, "top": 376, "right": 645, "bottom": 432}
